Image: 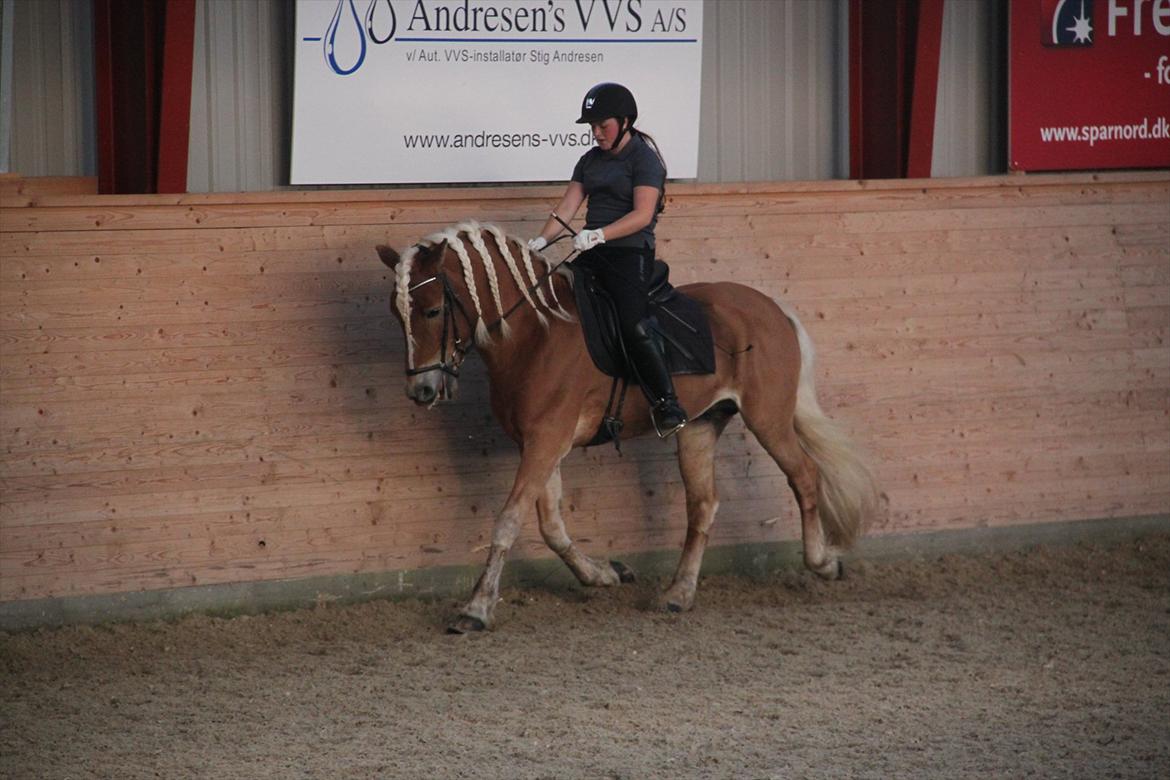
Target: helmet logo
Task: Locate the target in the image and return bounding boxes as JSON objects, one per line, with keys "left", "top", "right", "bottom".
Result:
{"left": 585, "top": 97, "right": 595, "bottom": 109}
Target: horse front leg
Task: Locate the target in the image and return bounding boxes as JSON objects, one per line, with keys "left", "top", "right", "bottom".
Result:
{"left": 537, "top": 465, "right": 636, "bottom": 587}
{"left": 448, "top": 439, "right": 565, "bottom": 634}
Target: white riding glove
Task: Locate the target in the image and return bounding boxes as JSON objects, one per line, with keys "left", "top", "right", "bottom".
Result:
{"left": 526, "top": 236, "right": 547, "bottom": 252}
{"left": 573, "top": 228, "right": 605, "bottom": 252}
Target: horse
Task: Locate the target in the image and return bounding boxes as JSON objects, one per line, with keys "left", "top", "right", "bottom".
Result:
{"left": 376, "top": 221, "right": 878, "bottom": 633}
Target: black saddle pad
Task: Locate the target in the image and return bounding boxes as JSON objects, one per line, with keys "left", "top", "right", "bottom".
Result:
{"left": 571, "top": 259, "right": 716, "bottom": 379}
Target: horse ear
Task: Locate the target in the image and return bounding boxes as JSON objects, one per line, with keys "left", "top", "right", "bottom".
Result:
{"left": 375, "top": 245, "right": 400, "bottom": 269}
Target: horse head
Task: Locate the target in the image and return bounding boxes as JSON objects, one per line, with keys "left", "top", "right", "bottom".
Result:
{"left": 377, "top": 240, "right": 471, "bottom": 406}
{"left": 378, "top": 222, "right": 575, "bottom": 408}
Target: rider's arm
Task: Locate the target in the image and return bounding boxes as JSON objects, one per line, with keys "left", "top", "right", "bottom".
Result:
{"left": 535, "top": 181, "right": 587, "bottom": 243}
{"left": 593, "top": 185, "right": 658, "bottom": 242}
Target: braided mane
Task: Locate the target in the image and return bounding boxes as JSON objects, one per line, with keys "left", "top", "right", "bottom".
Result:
{"left": 394, "top": 221, "right": 573, "bottom": 369}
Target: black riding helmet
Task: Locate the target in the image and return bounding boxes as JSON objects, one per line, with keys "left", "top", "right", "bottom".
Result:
{"left": 576, "top": 82, "right": 638, "bottom": 126}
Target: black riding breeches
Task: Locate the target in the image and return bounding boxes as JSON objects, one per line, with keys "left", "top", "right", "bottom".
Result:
{"left": 575, "top": 245, "right": 652, "bottom": 343}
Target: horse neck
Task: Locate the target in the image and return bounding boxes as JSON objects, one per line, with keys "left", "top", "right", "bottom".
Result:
{"left": 443, "top": 229, "right": 572, "bottom": 371}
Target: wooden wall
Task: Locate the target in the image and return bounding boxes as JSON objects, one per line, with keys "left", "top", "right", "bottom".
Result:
{"left": 2, "top": 172, "right": 1167, "bottom": 606}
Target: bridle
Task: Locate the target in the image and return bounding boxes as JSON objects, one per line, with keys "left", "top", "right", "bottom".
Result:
{"left": 403, "top": 264, "right": 475, "bottom": 380}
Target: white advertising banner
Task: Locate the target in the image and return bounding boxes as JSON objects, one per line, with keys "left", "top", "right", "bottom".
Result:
{"left": 290, "top": 0, "right": 704, "bottom": 184}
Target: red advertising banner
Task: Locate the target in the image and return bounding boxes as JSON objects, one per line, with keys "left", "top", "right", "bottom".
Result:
{"left": 1010, "top": 0, "right": 1170, "bottom": 171}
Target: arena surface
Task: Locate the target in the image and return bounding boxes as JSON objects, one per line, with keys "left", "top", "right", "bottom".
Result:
{"left": 2, "top": 533, "right": 1167, "bottom": 779}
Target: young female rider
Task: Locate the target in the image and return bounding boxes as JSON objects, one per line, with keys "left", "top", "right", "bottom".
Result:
{"left": 527, "top": 82, "right": 688, "bottom": 437}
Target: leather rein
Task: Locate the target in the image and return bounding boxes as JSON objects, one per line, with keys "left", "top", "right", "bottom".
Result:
{"left": 402, "top": 225, "right": 578, "bottom": 380}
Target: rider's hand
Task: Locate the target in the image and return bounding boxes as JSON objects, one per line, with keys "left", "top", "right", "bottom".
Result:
{"left": 527, "top": 236, "right": 548, "bottom": 253}
{"left": 573, "top": 228, "right": 605, "bottom": 252}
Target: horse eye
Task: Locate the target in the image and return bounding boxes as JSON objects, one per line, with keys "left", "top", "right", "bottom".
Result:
{"left": 424, "top": 306, "right": 441, "bottom": 319}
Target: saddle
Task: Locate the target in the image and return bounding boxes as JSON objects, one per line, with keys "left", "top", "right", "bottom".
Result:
{"left": 570, "top": 259, "right": 716, "bottom": 447}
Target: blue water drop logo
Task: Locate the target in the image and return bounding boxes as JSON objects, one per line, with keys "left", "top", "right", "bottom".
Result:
{"left": 324, "top": 0, "right": 367, "bottom": 76}
{"left": 365, "top": 0, "right": 397, "bottom": 44}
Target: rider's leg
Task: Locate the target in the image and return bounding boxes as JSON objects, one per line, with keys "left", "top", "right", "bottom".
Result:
{"left": 587, "top": 247, "right": 688, "bottom": 437}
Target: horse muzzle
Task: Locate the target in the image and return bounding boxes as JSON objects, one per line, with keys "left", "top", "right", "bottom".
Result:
{"left": 405, "top": 369, "right": 457, "bottom": 407}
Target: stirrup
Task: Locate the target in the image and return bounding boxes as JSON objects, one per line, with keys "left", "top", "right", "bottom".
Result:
{"left": 651, "top": 401, "right": 688, "bottom": 439}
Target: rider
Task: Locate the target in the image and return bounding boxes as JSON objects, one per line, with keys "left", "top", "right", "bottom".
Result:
{"left": 527, "top": 82, "right": 688, "bottom": 437}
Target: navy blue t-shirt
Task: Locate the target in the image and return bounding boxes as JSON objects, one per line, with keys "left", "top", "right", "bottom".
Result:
{"left": 570, "top": 133, "right": 666, "bottom": 249}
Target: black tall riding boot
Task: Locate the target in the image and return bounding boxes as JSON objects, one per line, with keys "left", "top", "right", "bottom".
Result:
{"left": 626, "top": 318, "right": 688, "bottom": 438}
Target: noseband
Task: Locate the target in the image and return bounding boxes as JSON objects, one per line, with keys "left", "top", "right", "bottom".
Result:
{"left": 404, "top": 271, "right": 475, "bottom": 379}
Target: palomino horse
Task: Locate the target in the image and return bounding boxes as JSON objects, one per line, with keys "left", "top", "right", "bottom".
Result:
{"left": 377, "top": 221, "right": 878, "bottom": 633}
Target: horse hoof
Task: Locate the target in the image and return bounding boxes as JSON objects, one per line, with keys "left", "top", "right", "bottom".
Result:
{"left": 658, "top": 591, "right": 692, "bottom": 613}
{"left": 610, "top": 559, "right": 637, "bottom": 584}
{"left": 810, "top": 558, "right": 843, "bottom": 580}
{"left": 446, "top": 615, "right": 486, "bottom": 634}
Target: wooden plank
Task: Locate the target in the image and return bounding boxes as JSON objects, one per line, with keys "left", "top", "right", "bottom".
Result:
{"left": 1, "top": 421, "right": 1159, "bottom": 524}
{"left": 4, "top": 387, "right": 1162, "bottom": 480}
{"left": 1115, "top": 222, "right": 1170, "bottom": 247}
{"left": 0, "top": 266, "right": 1131, "bottom": 331}
{"left": 7, "top": 466, "right": 1167, "bottom": 601}
{"left": 0, "top": 348, "right": 402, "bottom": 397}
{"left": 8, "top": 437, "right": 1161, "bottom": 558}
{"left": 6, "top": 241, "right": 1163, "bottom": 288}
{"left": 840, "top": 202, "right": 1166, "bottom": 233}
{"left": 0, "top": 268, "right": 397, "bottom": 308}
{"left": 3, "top": 404, "right": 1163, "bottom": 530}
{"left": 1, "top": 170, "right": 1163, "bottom": 209}
{"left": 6, "top": 448, "right": 1165, "bottom": 572}
{"left": 0, "top": 514, "right": 712, "bottom": 600}
{"left": 3, "top": 179, "right": 1167, "bottom": 232}
{"left": 1126, "top": 305, "right": 1170, "bottom": 331}
{"left": 1, "top": 318, "right": 1156, "bottom": 402}
{"left": 2, "top": 367, "right": 1161, "bottom": 468}
{"left": 0, "top": 176, "right": 98, "bottom": 201}
{"left": 6, "top": 482, "right": 1167, "bottom": 601}
{"left": 4, "top": 201, "right": 1157, "bottom": 257}
{"left": 0, "top": 264, "right": 1127, "bottom": 315}
{"left": 668, "top": 222, "right": 1124, "bottom": 256}
{"left": 1123, "top": 284, "right": 1170, "bottom": 308}
{"left": 0, "top": 337, "right": 396, "bottom": 383}
{"left": 1, "top": 348, "right": 1157, "bottom": 434}
{"left": 0, "top": 300, "right": 1135, "bottom": 362}
{"left": 3, "top": 355, "right": 1163, "bottom": 456}
{"left": 881, "top": 468, "right": 1170, "bottom": 520}
{"left": 0, "top": 222, "right": 475, "bottom": 258}
{"left": 2, "top": 402, "right": 1157, "bottom": 506}
{"left": 0, "top": 245, "right": 401, "bottom": 283}
{"left": 0, "top": 293, "right": 390, "bottom": 330}
{"left": 879, "top": 489, "right": 1170, "bottom": 535}
{"left": 0, "top": 219, "right": 1132, "bottom": 271}
{"left": 0, "top": 315, "right": 396, "bottom": 358}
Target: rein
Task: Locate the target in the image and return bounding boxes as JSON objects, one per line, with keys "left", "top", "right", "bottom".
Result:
{"left": 488, "top": 255, "right": 576, "bottom": 332}
{"left": 402, "top": 220, "right": 578, "bottom": 377}
{"left": 483, "top": 214, "right": 579, "bottom": 331}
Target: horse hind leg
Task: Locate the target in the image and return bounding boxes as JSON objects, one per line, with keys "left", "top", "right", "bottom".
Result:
{"left": 744, "top": 415, "right": 842, "bottom": 580}
{"left": 659, "top": 411, "right": 731, "bottom": 612}
{"left": 537, "top": 466, "right": 636, "bottom": 587}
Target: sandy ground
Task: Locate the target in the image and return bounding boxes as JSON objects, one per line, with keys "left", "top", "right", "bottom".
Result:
{"left": 2, "top": 533, "right": 1168, "bottom": 780}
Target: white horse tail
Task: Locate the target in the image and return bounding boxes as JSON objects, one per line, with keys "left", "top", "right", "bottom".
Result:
{"left": 780, "top": 302, "right": 879, "bottom": 549}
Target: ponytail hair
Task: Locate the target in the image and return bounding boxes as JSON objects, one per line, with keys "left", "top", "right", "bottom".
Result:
{"left": 632, "top": 127, "right": 668, "bottom": 215}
